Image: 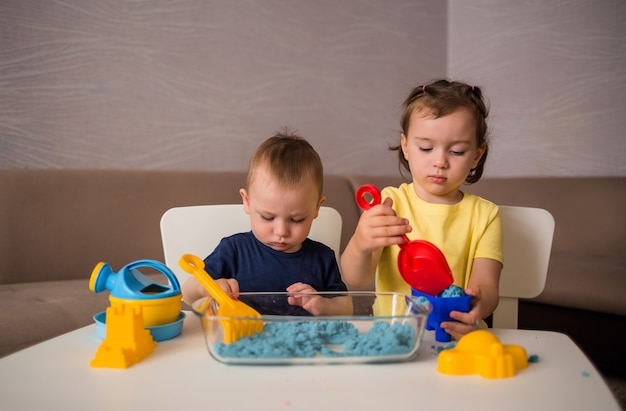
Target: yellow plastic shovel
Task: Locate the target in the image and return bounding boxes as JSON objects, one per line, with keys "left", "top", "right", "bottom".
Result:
{"left": 179, "top": 254, "right": 263, "bottom": 344}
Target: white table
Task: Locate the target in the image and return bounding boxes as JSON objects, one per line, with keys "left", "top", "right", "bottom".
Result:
{"left": 0, "top": 312, "right": 620, "bottom": 411}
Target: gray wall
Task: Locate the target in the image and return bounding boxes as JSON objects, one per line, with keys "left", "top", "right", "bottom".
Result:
{"left": 449, "top": 0, "right": 626, "bottom": 177}
{"left": 1, "top": 0, "right": 624, "bottom": 177}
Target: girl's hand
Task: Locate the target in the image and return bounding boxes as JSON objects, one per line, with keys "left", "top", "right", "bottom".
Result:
{"left": 341, "top": 197, "right": 411, "bottom": 288}
{"left": 353, "top": 197, "right": 412, "bottom": 254}
{"left": 439, "top": 258, "right": 501, "bottom": 340}
{"left": 440, "top": 286, "right": 483, "bottom": 340}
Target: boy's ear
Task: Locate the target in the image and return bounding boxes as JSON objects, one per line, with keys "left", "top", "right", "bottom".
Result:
{"left": 239, "top": 188, "right": 250, "bottom": 214}
{"left": 314, "top": 195, "right": 326, "bottom": 218}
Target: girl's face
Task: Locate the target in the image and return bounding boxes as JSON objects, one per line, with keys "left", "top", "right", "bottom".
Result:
{"left": 401, "top": 107, "right": 485, "bottom": 204}
{"left": 240, "top": 166, "right": 324, "bottom": 253}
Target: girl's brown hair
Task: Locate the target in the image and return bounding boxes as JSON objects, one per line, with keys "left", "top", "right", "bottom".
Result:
{"left": 391, "top": 79, "right": 490, "bottom": 184}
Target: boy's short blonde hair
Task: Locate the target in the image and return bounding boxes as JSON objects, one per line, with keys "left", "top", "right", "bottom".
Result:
{"left": 247, "top": 130, "right": 324, "bottom": 199}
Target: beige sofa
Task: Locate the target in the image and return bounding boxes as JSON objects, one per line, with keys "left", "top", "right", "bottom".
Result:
{"left": 1, "top": 169, "right": 625, "bottom": 380}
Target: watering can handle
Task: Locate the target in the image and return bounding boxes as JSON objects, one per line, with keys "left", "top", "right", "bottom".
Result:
{"left": 124, "top": 260, "right": 181, "bottom": 292}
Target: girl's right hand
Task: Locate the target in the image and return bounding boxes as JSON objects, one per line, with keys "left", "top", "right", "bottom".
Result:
{"left": 341, "top": 197, "right": 412, "bottom": 289}
{"left": 352, "top": 197, "right": 412, "bottom": 254}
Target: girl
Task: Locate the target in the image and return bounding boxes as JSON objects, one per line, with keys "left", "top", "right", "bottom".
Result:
{"left": 340, "top": 79, "right": 502, "bottom": 340}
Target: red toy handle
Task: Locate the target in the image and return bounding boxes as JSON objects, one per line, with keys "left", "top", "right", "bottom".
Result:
{"left": 355, "top": 184, "right": 382, "bottom": 211}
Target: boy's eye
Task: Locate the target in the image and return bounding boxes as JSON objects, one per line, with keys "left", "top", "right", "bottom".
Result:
{"left": 261, "top": 215, "right": 305, "bottom": 223}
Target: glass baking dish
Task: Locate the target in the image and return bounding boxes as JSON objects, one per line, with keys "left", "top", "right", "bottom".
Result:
{"left": 191, "top": 291, "right": 431, "bottom": 365}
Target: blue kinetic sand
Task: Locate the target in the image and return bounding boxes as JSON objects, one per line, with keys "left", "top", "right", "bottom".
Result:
{"left": 214, "top": 321, "right": 416, "bottom": 359}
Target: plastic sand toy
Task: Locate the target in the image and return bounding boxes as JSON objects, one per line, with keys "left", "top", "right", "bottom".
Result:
{"left": 412, "top": 288, "right": 471, "bottom": 342}
{"left": 90, "top": 304, "right": 157, "bottom": 368}
{"left": 89, "top": 259, "right": 184, "bottom": 368}
{"left": 437, "top": 330, "right": 528, "bottom": 378}
{"left": 90, "top": 260, "right": 182, "bottom": 327}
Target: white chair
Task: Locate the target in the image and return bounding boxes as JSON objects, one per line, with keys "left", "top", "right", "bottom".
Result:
{"left": 491, "top": 205, "right": 555, "bottom": 329}
{"left": 160, "top": 204, "right": 342, "bottom": 285}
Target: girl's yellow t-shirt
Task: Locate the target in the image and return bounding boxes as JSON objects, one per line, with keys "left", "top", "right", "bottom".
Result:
{"left": 376, "top": 183, "right": 503, "bottom": 296}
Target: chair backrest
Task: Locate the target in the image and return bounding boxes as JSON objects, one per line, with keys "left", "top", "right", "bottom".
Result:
{"left": 160, "top": 204, "right": 342, "bottom": 285}
{"left": 492, "top": 205, "right": 555, "bottom": 329}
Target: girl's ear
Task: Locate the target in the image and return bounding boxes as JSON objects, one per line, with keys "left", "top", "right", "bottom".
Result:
{"left": 472, "top": 143, "right": 487, "bottom": 168}
{"left": 400, "top": 133, "right": 408, "bottom": 159}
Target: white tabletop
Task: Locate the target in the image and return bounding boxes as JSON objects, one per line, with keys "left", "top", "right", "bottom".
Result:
{"left": 0, "top": 311, "right": 620, "bottom": 411}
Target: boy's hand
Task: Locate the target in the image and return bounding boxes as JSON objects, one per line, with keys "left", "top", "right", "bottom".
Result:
{"left": 287, "top": 283, "right": 354, "bottom": 316}
{"left": 182, "top": 277, "right": 240, "bottom": 305}
{"left": 286, "top": 282, "right": 324, "bottom": 315}
{"left": 216, "top": 278, "right": 240, "bottom": 298}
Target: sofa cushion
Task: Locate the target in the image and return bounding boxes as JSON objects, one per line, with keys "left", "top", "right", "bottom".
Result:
{"left": 466, "top": 177, "right": 626, "bottom": 317}
{"left": 0, "top": 279, "right": 109, "bottom": 358}
{"left": 0, "top": 170, "right": 246, "bottom": 285}
{"left": 465, "top": 177, "right": 626, "bottom": 257}
{"left": 0, "top": 170, "right": 359, "bottom": 286}
{"left": 531, "top": 252, "right": 626, "bottom": 317}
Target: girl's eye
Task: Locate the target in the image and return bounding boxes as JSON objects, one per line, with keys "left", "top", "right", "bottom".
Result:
{"left": 450, "top": 150, "right": 466, "bottom": 156}
{"left": 419, "top": 147, "right": 433, "bottom": 152}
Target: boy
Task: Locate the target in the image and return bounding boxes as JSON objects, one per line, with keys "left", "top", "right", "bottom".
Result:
{"left": 182, "top": 131, "right": 352, "bottom": 316}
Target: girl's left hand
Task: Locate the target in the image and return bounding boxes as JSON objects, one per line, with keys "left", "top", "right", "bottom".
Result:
{"left": 440, "top": 286, "right": 483, "bottom": 340}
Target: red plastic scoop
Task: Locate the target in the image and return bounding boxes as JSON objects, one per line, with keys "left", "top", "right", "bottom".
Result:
{"left": 355, "top": 184, "right": 454, "bottom": 296}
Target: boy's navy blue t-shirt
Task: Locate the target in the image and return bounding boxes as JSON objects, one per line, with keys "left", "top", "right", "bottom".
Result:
{"left": 203, "top": 231, "right": 347, "bottom": 293}
{"left": 203, "top": 232, "right": 348, "bottom": 316}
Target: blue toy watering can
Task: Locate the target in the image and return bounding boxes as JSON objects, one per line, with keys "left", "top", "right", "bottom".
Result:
{"left": 89, "top": 260, "right": 182, "bottom": 327}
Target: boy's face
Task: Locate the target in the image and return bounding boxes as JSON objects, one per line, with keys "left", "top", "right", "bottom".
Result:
{"left": 240, "top": 166, "right": 325, "bottom": 253}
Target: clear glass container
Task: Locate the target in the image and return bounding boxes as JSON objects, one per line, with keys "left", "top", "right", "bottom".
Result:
{"left": 192, "top": 291, "right": 431, "bottom": 365}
